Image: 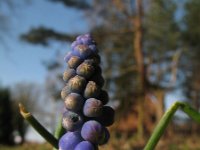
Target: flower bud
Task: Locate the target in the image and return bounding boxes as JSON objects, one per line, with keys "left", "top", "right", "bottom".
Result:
{"left": 68, "top": 56, "right": 82, "bottom": 69}
{"left": 86, "top": 54, "right": 101, "bottom": 66}
{"left": 97, "top": 90, "right": 109, "bottom": 105}
{"left": 76, "top": 62, "right": 95, "bottom": 79}
{"left": 63, "top": 69, "right": 76, "bottom": 82}
{"left": 59, "top": 131, "right": 83, "bottom": 150}
{"left": 89, "top": 44, "right": 98, "bottom": 53}
{"left": 84, "top": 81, "right": 100, "bottom": 99}
{"left": 83, "top": 98, "right": 103, "bottom": 117}
{"left": 95, "top": 106, "right": 115, "bottom": 127}
{"left": 75, "top": 141, "right": 95, "bottom": 150}
{"left": 81, "top": 120, "right": 107, "bottom": 145}
{"left": 64, "top": 51, "right": 72, "bottom": 62}
{"left": 64, "top": 93, "right": 84, "bottom": 112}
{"left": 71, "top": 41, "right": 78, "bottom": 49}
{"left": 73, "top": 45, "right": 92, "bottom": 59}
{"left": 61, "top": 85, "right": 71, "bottom": 100}
{"left": 67, "top": 75, "right": 87, "bottom": 94}
{"left": 90, "top": 74, "right": 105, "bottom": 88}
{"left": 62, "top": 110, "right": 83, "bottom": 131}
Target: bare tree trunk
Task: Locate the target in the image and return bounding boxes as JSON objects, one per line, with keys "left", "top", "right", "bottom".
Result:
{"left": 134, "top": 0, "right": 145, "bottom": 89}
{"left": 133, "top": 0, "right": 145, "bottom": 139}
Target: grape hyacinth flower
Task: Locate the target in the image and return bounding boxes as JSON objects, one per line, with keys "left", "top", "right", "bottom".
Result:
{"left": 59, "top": 34, "right": 115, "bottom": 150}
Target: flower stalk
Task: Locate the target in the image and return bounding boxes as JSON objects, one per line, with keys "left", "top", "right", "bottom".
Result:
{"left": 19, "top": 103, "right": 59, "bottom": 149}
{"left": 54, "top": 116, "right": 66, "bottom": 140}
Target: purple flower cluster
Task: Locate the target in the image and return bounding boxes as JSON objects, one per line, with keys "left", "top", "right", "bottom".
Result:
{"left": 59, "top": 34, "right": 115, "bottom": 150}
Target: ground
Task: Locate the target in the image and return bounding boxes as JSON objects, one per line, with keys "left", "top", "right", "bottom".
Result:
{"left": 1, "top": 134, "right": 200, "bottom": 150}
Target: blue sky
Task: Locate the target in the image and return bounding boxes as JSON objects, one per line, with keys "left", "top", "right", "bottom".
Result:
{"left": 0, "top": 0, "right": 90, "bottom": 142}
{"left": 0, "top": 0, "right": 89, "bottom": 87}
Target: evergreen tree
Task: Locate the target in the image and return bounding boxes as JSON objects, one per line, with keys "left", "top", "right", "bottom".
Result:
{"left": 182, "top": 0, "right": 200, "bottom": 126}
{"left": 0, "top": 87, "right": 13, "bottom": 144}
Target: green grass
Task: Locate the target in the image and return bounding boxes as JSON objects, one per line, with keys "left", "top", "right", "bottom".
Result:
{"left": 0, "top": 143, "right": 52, "bottom": 150}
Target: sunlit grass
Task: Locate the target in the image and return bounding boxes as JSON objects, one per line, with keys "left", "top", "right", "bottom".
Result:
{"left": 99, "top": 133, "right": 200, "bottom": 150}
{"left": 0, "top": 142, "right": 52, "bottom": 150}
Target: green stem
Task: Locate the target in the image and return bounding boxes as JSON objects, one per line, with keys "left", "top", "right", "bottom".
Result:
{"left": 180, "top": 102, "right": 200, "bottom": 123}
{"left": 19, "top": 103, "right": 59, "bottom": 149}
{"left": 144, "top": 101, "right": 200, "bottom": 150}
{"left": 54, "top": 116, "right": 66, "bottom": 139}
{"left": 53, "top": 116, "right": 66, "bottom": 150}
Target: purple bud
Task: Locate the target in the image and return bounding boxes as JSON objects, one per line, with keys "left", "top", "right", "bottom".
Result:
{"left": 62, "top": 110, "right": 83, "bottom": 131}
{"left": 95, "top": 106, "right": 115, "bottom": 127}
{"left": 83, "top": 98, "right": 103, "bottom": 117}
{"left": 90, "top": 74, "right": 105, "bottom": 88}
{"left": 75, "top": 141, "right": 95, "bottom": 150}
{"left": 89, "top": 44, "right": 98, "bottom": 53}
{"left": 76, "top": 62, "right": 95, "bottom": 79}
{"left": 64, "top": 51, "right": 72, "bottom": 62}
{"left": 81, "top": 37, "right": 91, "bottom": 44}
{"left": 73, "top": 45, "right": 92, "bottom": 59}
{"left": 59, "top": 131, "right": 83, "bottom": 150}
{"left": 81, "top": 120, "right": 106, "bottom": 145}
{"left": 97, "top": 90, "right": 109, "bottom": 105}
{"left": 81, "top": 37, "right": 93, "bottom": 45}
{"left": 76, "top": 35, "right": 83, "bottom": 41}
{"left": 84, "top": 81, "right": 100, "bottom": 99}
{"left": 82, "top": 34, "right": 96, "bottom": 45}
{"left": 67, "top": 75, "right": 87, "bottom": 94}
{"left": 68, "top": 56, "right": 82, "bottom": 69}
{"left": 94, "top": 66, "right": 102, "bottom": 75}
{"left": 85, "top": 55, "right": 101, "bottom": 67}
{"left": 71, "top": 41, "right": 78, "bottom": 49}
{"left": 84, "top": 33, "right": 92, "bottom": 38}
{"left": 63, "top": 69, "right": 76, "bottom": 82}
{"left": 64, "top": 93, "right": 84, "bottom": 112}
{"left": 61, "top": 85, "right": 71, "bottom": 100}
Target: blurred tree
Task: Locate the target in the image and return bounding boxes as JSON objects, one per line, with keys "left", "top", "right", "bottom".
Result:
{"left": 182, "top": 0, "right": 200, "bottom": 132}
{"left": 0, "top": 87, "right": 14, "bottom": 145}
{"left": 142, "top": 0, "right": 180, "bottom": 133}
{"left": 11, "top": 83, "right": 48, "bottom": 143}
{"left": 21, "top": 0, "right": 182, "bottom": 138}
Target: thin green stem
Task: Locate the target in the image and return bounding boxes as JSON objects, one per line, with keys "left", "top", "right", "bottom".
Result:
{"left": 19, "top": 103, "right": 58, "bottom": 149}
{"left": 144, "top": 101, "right": 200, "bottom": 150}
{"left": 53, "top": 116, "right": 66, "bottom": 150}
{"left": 144, "top": 102, "right": 200, "bottom": 150}
{"left": 54, "top": 116, "right": 66, "bottom": 139}
{"left": 180, "top": 102, "right": 200, "bottom": 123}
{"left": 144, "top": 101, "right": 179, "bottom": 150}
